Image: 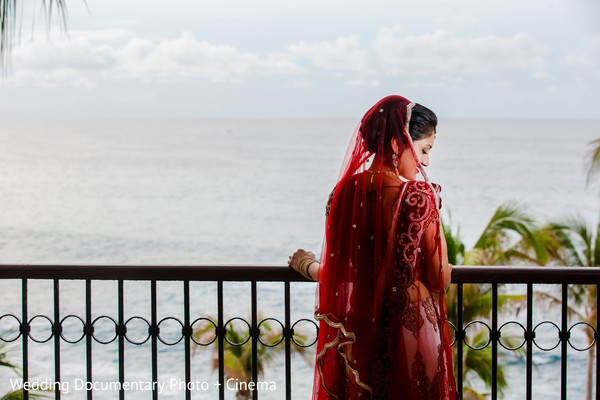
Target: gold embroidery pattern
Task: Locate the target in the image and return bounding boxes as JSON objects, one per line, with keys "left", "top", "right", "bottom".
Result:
{"left": 325, "top": 189, "right": 335, "bottom": 218}
{"left": 409, "top": 350, "right": 434, "bottom": 399}
{"left": 403, "top": 301, "right": 424, "bottom": 336}
{"left": 314, "top": 313, "right": 374, "bottom": 398}
{"left": 423, "top": 297, "right": 438, "bottom": 332}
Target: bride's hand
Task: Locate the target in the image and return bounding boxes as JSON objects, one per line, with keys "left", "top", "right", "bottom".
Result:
{"left": 288, "top": 249, "right": 318, "bottom": 281}
{"left": 288, "top": 249, "right": 316, "bottom": 273}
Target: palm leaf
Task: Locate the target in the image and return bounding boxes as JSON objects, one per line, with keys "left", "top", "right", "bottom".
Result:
{"left": 0, "top": 0, "right": 68, "bottom": 70}
{"left": 442, "top": 209, "right": 465, "bottom": 265}
{"left": 473, "top": 202, "right": 536, "bottom": 250}
{"left": 549, "top": 216, "right": 593, "bottom": 267}
{"left": 0, "top": 339, "right": 20, "bottom": 373}
{"left": 192, "top": 313, "right": 311, "bottom": 394}
{"left": 1, "top": 390, "right": 52, "bottom": 400}
{"left": 469, "top": 201, "right": 555, "bottom": 266}
{"left": 586, "top": 138, "right": 600, "bottom": 187}
{"left": 461, "top": 387, "right": 488, "bottom": 400}
{"left": 594, "top": 217, "right": 600, "bottom": 266}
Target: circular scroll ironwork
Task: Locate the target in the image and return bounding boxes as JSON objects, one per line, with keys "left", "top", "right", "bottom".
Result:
{"left": 463, "top": 321, "right": 491, "bottom": 350}
{"left": 124, "top": 316, "right": 151, "bottom": 345}
{"left": 567, "top": 321, "right": 596, "bottom": 352}
{"left": 91, "top": 316, "right": 118, "bottom": 344}
{"left": 190, "top": 317, "right": 217, "bottom": 346}
{"left": 28, "top": 315, "right": 53, "bottom": 343}
{"left": 60, "top": 315, "right": 86, "bottom": 344}
{"left": 0, "top": 314, "right": 21, "bottom": 342}
{"left": 291, "top": 318, "right": 318, "bottom": 348}
{"left": 448, "top": 321, "right": 457, "bottom": 346}
{"left": 223, "top": 317, "right": 251, "bottom": 346}
{"left": 157, "top": 317, "right": 184, "bottom": 346}
{"left": 533, "top": 321, "right": 561, "bottom": 351}
{"left": 498, "top": 321, "right": 527, "bottom": 351}
{"left": 257, "top": 318, "right": 284, "bottom": 347}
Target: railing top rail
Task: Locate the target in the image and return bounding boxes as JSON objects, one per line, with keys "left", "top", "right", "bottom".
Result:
{"left": 0, "top": 264, "right": 599, "bottom": 284}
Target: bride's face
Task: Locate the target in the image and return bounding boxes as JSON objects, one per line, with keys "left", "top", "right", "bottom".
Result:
{"left": 393, "top": 130, "right": 436, "bottom": 179}
{"left": 413, "top": 133, "right": 435, "bottom": 168}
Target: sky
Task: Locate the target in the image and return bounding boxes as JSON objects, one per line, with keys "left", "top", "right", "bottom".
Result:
{"left": 0, "top": 0, "right": 599, "bottom": 119}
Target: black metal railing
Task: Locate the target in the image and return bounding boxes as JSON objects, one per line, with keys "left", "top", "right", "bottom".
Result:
{"left": 0, "top": 265, "right": 598, "bottom": 400}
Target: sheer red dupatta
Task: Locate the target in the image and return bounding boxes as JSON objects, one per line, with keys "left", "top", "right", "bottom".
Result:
{"left": 313, "top": 96, "right": 457, "bottom": 399}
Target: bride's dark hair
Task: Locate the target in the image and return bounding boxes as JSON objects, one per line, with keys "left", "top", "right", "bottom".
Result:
{"left": 410, "top": 103, "right": 437, "bottom": 140}
{"left": 360, "top": 98, "right": 437, "bottom": 154}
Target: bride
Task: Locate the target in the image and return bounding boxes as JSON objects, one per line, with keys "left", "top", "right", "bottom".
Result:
{"left": 289, "top": 95, "right": 457, "bottom": 399}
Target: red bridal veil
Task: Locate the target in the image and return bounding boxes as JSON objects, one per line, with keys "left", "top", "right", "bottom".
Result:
{"left": 313, "top": 96, "right": 457, "bottom": 399}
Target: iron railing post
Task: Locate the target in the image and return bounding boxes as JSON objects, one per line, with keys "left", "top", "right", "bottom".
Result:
{"left": 561, "top": 284, "right": 568, "bottom": 400}
{"left": 118, "top": 280, "right": 125, "bottom": 400}
{"left": 85, "top": 279, "right": 93, "bottom": 400}
{"left": 184, "top": 280, "right": 191, "bottom": 400}
{"left": 53, "top": 279, "right": 61, "bottom": 400}
{"left": 21, "top": 279, "right": 29, "bottom": 400}
{"left": 526, "top": 283, "right": 533, "bottom": 400}
{"left": 491, "top": 283, "right": 498, "bottom": 400}
{"left": 251, "top": 281, "right": 258, "bottom": 400}
{"left": 456, "top": 283, "right": 464, "bottom": 398}
{"left": 217, "top": 281, "right": 225, "bottom": 400}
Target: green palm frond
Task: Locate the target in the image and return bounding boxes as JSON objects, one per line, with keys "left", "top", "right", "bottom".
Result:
{"left": 593, "top": 217, "right": 600, "bottom": 266}
{"left": 465, "top": 201, "right": 558, "bottom": 266}
{"left": 0, "top": 339, "right": 20, "bottom": 373}
{"left": 473, "top": 202, "right": 536, "bottom": 250}
{"left": 462, "top": 325, "right": 524, "bottom": 399}
{"left": 0, "top": 0, "right": 68, "bottom": 70}
{"left": 508, "top": 227, "right": 562, "bottom": 266}
{"left": 471, "top": 201, "right": 547, "bottom": 265}
{"left": 442, "top": 209, "right": 465, "bottom": 265}
{"left": 464, "top": 329, "right": 508, "bottom": 397}
{"left": 1, "top": 390, "right": 52, "bottom": 400}
{"left": 461, "top": 387, "right": 488, "bottom": 400}
{"left": 192, "top": 313, "right": 311, "bottom": 399}
{"left": 548, "top": 215, "right": 595, "bottom": 267}
{"left": 586, "top": 138, "right": 600, "bottom": 187}
{"left": 463, "top": 248, "right": 486, "bottom": 266}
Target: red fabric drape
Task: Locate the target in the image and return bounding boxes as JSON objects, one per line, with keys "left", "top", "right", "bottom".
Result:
{"left": 313, "top": 96, "right": 457, "bottom": 399}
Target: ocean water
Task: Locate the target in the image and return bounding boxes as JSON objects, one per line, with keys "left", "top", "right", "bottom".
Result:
{"left": 0, "top": 118, "right": 598, "bottom": 399}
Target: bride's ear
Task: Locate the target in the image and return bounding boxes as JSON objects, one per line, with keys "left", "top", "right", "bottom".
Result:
{"left": 390, "top": 137, "right": 401, "bottom": 154}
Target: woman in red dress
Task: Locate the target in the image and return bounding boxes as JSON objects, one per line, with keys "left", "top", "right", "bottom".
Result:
{"left": 289, "top": 95, "right": 457, "bottom": 399}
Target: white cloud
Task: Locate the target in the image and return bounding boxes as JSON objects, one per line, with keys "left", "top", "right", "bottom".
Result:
{"left": 433, "top": 16, "right": 478, "bottom": 28}
{"left": 347, "top": 79, "right": 365, "bottom": 86}
{"left": 4, "top": 26, "right": 568, "bottom": 90}
{"left": 294, "top": 80, "right": 313, "bottom": 87}
{"left": 532, "top": 70, "right": 553, "bottom": 80}
{"left": 346, "top": 79, "right": 379, "bottom": 86}
{"left": 373, "top": 27, "right": 547, "bottom": 76}
{"left": 7, "top": 30, "right": 303, "bottom": 86}
{"left": 563, "top": 54, "right": 591, "bottom": 67}
{"left": 288, "top": 35, "right": 370, "bottom": 73}
{"left": 69, "top": 29, "right": 132, "bottom": 42}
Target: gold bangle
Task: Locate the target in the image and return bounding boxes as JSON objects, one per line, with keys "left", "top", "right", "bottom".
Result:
{"left": 300, "top": 259, "right": 313, "bottom": 280}
{"left": 297, "top": 256, "right": 316, "bottom": 280}
{"left": 301, "top": 260, "right": 315, "bottom": 280}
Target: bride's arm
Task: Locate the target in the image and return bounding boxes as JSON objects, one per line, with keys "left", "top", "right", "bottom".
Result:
{"left": 288, "top": 249, "right": 320, "bottom": 281}
{"left": 422, "top": 220, "right": 452, "bottom": 292}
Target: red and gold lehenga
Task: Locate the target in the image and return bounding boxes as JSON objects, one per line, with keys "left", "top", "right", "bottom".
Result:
{"left": 313, "top": 96, "right": 457, "bottom": 399}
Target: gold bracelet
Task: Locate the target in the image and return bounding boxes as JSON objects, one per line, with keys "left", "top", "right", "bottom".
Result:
{"left": 296, "top": 256, "right": 312, "bottom": 275}
{"left": 301, "top": 259, "right": 314, "bottom": 280}
{"left": 297, "top": 256, "right": 316, "bottom": 280}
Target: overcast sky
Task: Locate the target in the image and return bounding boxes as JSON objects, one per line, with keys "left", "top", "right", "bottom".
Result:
{"left": 0, "top": 0, "right": 599, "bottom": 119}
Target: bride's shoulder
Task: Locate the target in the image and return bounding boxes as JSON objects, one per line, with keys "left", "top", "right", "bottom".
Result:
{"left": 403, "top": 180, "right": 441, "bottom": 193}
{"left": 401, "top": 181, "right": 441, "bottom": 207}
